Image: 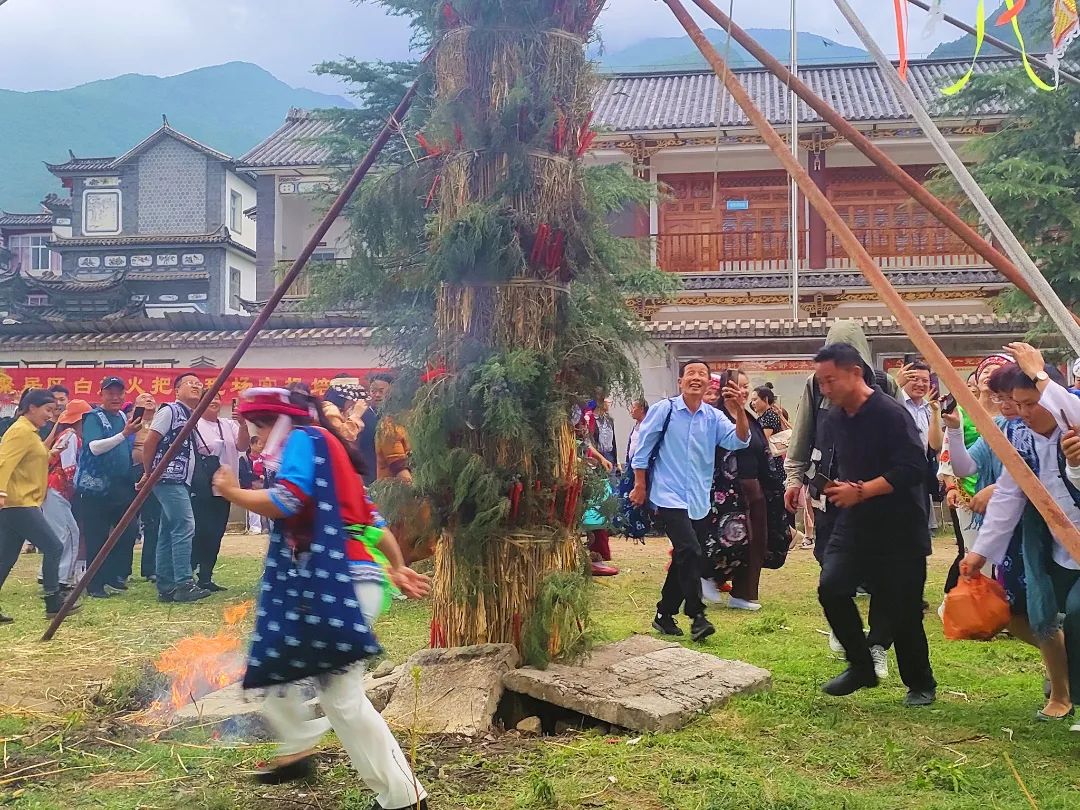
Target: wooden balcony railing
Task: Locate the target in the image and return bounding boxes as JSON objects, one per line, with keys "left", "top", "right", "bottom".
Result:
{"left": 828, "top": 225, "right": 980, "bottom": 270}
{"left": 273, "top": 258, "right": 350, "bottom": 299}
{"left": 655, "top": 226, "right": 981, "bottom": 274}
{"left": 656, "top": 230, "right": 802, "bottom": 273}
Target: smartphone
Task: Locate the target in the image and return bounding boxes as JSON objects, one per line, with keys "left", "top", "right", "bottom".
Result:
{"left": 1061, "top": 409, "right": 1077, "bottom": 433}
{"left": 903, "top": 353, "right": 917, "bottom": 365}
{"left": 132, "top": 406, "right": 146, "bottom": 422}
{"left": 940, "top": 394, "right": 958, "bottom": 415}
{"left": 812, "top": 472, "right": 836, "bottom": 492}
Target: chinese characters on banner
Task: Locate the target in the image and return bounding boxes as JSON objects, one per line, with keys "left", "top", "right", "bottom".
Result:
{"left": 0, "top": 368, "right": 385, "bottom": 404}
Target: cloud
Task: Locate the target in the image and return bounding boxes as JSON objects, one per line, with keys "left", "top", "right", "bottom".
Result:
{"left": 0, "top": 0, "right": 988, "bottom": 94}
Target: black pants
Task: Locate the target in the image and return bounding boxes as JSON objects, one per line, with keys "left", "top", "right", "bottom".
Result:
{"left": 819, "top": 549, "right": 935, "bottom": 691}
{"left": 656, "top": 507, "right": 710, "bottom": 619}
{"left": 0, "top": 507, "right": 63, "bottom": 596}
{"left": 191, "top": 495, "right": 230, "bottom": 586}
{"left": 139, "top": 487, "right": 162, "bottom": 578}
{"left": 81, "top": 491, "right": 138, "bottom": 592}
{"left": 815, "top": 507, "right": 893, "bottom": 650}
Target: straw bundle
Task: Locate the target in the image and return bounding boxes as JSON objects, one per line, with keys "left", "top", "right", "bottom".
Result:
{"left": 436, "top": 279, "right": 567, "bottom": 355}
{"left": 431, "top": 527, "right": 583, "bottom": 653}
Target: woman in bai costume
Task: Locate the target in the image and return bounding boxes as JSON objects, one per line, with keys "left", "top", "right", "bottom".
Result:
{"left": 212, "top": 388, "right": 430, "bottom": 810}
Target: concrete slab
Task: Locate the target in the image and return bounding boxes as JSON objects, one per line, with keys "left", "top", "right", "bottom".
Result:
{"left": 381, "top": 643, "right": 520, "bottom": 737}
{"left": 502, "top": 635, "right": 771, "bottom": 733}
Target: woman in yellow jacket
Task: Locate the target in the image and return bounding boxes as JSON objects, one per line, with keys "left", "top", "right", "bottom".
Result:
{"left": 0, "top": 389, "right": 75, "bottom": 621}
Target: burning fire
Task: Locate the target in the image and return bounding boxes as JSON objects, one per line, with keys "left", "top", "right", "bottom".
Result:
{"left": 147, "top": 600, "right": 253, "bottom": 719}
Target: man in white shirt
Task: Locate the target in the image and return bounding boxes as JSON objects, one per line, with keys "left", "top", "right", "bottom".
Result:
{"left": 961, "top": 344, "right": 1080, "bottom": 722}
{"left": 896, "top": 360, "right": 942, "bottom": 530}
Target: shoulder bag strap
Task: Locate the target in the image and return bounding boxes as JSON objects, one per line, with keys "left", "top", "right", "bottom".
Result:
{"left": 645, "top": 397, "right": 677, "bottom": 481}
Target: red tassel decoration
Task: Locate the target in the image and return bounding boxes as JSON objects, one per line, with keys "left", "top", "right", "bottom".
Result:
{"left": 545, "top": 230, "right": 565, "bottom": 272}
{"left": 424, "top": 174, "right": 442, "bottom": 209}
{"left": 454, "top": 123, "right": 464, "bottom": 146}
{"left": 530, "top": 223, "right": 551, "bottom": 265}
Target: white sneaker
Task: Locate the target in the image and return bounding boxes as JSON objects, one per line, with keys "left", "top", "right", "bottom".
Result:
{"left": 701, "top": 578, "right": 724, "bottom": 604}
{"left": 828, "top": 631, "right": 845, "bottom": 654}
{"left": 937, "top": 601, "right": 946, "bottom": 621}
{"left": 728, "top": 597, "right": 762, "bottom": 611}
{"left": 871, "top": 645, "right": 889, "bottom": 680}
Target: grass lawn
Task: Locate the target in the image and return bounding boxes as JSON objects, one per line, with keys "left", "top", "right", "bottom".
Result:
{"left": 1, "top": 534, "right": 1077, "bottom": 809}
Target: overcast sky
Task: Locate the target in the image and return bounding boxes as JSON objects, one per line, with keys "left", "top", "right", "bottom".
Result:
{"left": 0, "top": 0, "right": 988, "bottom": 94}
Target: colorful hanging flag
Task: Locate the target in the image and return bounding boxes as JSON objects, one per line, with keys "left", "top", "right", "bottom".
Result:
{"left": 894, "top": 0, "right": 910, "bottom": 80}
{"left": 942, "top": 0, "right": 1056, "bottom": 95}
{"left": 942, "top": 0, "right": 986, "bottom": 95}
{"left": 1050, "top": 0, "right": 1080, "bottom": 81}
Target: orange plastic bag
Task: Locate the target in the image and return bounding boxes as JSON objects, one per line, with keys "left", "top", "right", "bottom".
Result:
{"left": 942, "top": 573, "right": 1011, "bottom": 641}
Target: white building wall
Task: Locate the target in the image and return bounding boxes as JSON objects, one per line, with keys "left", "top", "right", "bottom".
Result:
{"left": 223, "top": 250, "right": 257, "bottom": 314}
{"left": 225, "top": 171, "right": 257, "bottom": 252}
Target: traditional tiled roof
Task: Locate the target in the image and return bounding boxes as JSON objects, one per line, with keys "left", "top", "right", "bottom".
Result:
{"left": 46, "top": 125, "right": 239, "bottom": 177}
{"left": 237, "top": 108, "right": 339, "bottom": 169}
{"left": 593, "top": 56, "right": 1061, "bottom": 132}
{"left": 681, "top": 268, "right": 1005, "bottom": 291}
{"left": 644, "top": 312, "right": 1037, "bottom": 340}
{"left": 44, "top": 154, "right": 117, "bottom": 173}
{"left": 112, "top": 123, "right": 233, "bottom": 166}
{"left": 52, "top": 225, "right": 256, "bottom": 257}
{"left": 22, "top": 272, "right": 126, "bottom": 293}
{"left": 0, "top": 313, "right": 372, "bottom": 350}
{"left": 0, "top": 211, "right": 53, "bottom": 228}
{"left": 41, "top": 194, "right": 71, "bottom": 212}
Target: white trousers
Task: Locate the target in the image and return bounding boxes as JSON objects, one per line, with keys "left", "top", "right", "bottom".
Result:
{"left": 41, "top": 490, "right": 80, "bottom": 586}
{"left": 246, "top": 510, "right": 264, "bottom": 534}
{"left": 261, "top": 581, "right": 426, "bottom": 809}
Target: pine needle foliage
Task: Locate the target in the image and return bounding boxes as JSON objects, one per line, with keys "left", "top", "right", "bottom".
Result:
{"left": 313, "top": 0, "right": 675, "bottom": 659}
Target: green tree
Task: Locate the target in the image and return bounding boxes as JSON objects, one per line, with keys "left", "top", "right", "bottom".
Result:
{"left": 932, "top": 71, "right": 1080, "bottom": 327}
{"left": 313, "top": 0, "right": 674, "bottom": 663}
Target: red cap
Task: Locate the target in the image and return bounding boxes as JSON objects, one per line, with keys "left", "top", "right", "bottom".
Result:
{"left": 235, "top": 387, "right": 311, "bottom": 420}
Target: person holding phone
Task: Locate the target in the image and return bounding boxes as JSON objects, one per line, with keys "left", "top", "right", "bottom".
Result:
{"left": 191, "top": 393, "right": 249, "bottom": 592}
{"left": 128, "top": 394, "right": 160, "bottom": 581}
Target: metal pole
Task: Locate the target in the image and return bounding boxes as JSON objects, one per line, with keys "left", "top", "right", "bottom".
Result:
{"left": 906, "top": 0, "right": 1080, "bottom": 89}
{"left": 42, "top": 70, "right": 427, "bottom": 640}
{"left": 663, "top": 0, "right": 1080, "bottom": 564}
{"left": 833, "top": 0, "right": 1080, "bottom": 356}
{"left": 686, "top": 0, "right": 1080, "bottom": 332}
{"left": 789, "top": 0, "right": 799, "bottom": 320}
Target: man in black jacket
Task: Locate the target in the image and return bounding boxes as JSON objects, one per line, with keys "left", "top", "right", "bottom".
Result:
{"left": 813, "top": 344, "right": 936, "bottom": 707}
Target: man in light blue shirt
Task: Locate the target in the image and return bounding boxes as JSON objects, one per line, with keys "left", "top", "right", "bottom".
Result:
{"left": 631, "top": 360, "right": 750, "bottom": 641}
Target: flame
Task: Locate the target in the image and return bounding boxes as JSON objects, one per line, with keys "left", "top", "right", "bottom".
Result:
{"left": 146, "top": 600, "right": 254, "bottom": 719}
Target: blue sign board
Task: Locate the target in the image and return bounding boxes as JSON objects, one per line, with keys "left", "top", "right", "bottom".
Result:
{"left": 726, "top": 199, "right": 750, "bottom": 211}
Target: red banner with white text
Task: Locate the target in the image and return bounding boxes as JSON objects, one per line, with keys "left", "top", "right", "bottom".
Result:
{"left": 0, "top": 368, "right": 385, "bottom": 404}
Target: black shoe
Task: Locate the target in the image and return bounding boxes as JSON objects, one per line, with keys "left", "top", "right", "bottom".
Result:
{"left": 44, "top": 592, "right": 81, "bottom": 618}
{"left": 905, "top": 688, "right": 937, "bottom": 707}
{"left": 87, "top": 589, "right": 111, "bottom": 599}
{"left": 822, "top": 667, "right": 879, "bottom": 696}
{"left": 0, "top": 611, "right": 13, "bottom": 624}
{"left": 690, "top": 613, "right": 715, "bottom": 643}
{"left": 108, "top": 579, "right": 129, "bottom": 592}
{"left": 171, "top": 584, "right": 212, "bottom": 603}
{"left": 157, "top": 590, "right": 175, "bottom": 603}
{"left": 144, "top": 574, "right": 157, "bottom": 583}
{"left": 376, "top": 799, "right": 428, "bottom": 810}
{"left": 199, "top": 581, "right": 228, "bottom": 593}
{"left": 254, "top": 754, "right": 316, "bottom": 785}
{"left": 651, "top": 613, "right": 684, "bottom": 637}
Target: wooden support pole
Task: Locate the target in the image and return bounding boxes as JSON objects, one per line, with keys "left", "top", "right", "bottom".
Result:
{"left": 906, "top": 0, "right": 1080, "bottom": 89}
{"left": 834, "top": 0, "right": 1080, "bottom": 356}
{"left": 686, "top": 0, "right": 1080, "bottom": 332}
{"left": 41, "top": 71, "right": 427, "bottom": 640}
{"left": 662, "top": 0, "right": 1080, "bottom": 564}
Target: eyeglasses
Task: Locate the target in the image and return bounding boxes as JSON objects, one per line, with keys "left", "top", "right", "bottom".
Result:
{"left": 989, "top": 395, "right": 1015, "bottom": 405}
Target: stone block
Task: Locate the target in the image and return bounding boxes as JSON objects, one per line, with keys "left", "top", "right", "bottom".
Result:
{"left": 381, "top": 643, "right": 520, "bottom": 737}
{"left": 502, "top": 635, "right": 770, "bottom": 733}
